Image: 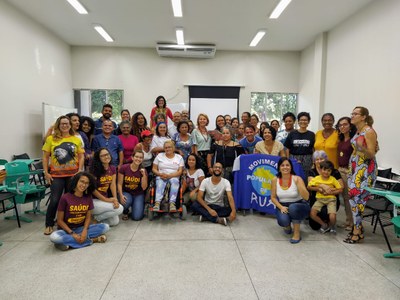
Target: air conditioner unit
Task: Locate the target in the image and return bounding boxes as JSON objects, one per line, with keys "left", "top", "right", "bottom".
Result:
{"left": 156, "top": 44, "right": 216, "bottom": 58}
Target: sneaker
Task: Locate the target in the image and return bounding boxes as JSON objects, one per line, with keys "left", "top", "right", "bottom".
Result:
{"left": 169, "top": 202, "right": 177, "bottom": 212}
{"left": 330, "top": 226, "right": 337, "bottom": 234}
{"left": 199, "top": 215, "right": 203, "bottom": 222}
{"left": 153, "top": 202, "right": 160, "bottom": 212}
{"left": 319, "top": 224, "right": 331, "bottom": 234}
{"left": 217, "top": 217, "right": 228, "bottom": 226}
{"left": 54, "top": 243, "right": 69, "bottom": 251}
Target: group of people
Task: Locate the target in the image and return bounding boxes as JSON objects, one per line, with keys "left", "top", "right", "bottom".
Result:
{"left": 41, "top": 95, "right": 378, "bottom": 249}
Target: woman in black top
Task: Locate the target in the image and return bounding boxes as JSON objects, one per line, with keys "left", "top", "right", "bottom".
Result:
{"left": 284, "top": 112, "right": 315, "bottom": 177}
{"left": 207, "top": 126, "right": 244, "bottom": 184}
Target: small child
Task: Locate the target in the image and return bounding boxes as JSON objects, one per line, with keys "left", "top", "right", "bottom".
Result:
{"left": 308, "top": 161, "right": 343, "bottom": 234}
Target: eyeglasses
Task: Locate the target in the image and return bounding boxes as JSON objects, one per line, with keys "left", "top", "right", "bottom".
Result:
{"left": 350, "top": 113, "right": 362, "bottom": 117}
{"left": 100, "top": 153, "right": 110, "bottom": 158}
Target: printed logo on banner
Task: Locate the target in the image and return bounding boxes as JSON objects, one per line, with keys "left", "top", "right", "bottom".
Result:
{"left": 246, "top": 158, "right": 278, "bottom": 208}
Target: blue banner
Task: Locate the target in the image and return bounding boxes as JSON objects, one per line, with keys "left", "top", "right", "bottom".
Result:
{"left": 233, "top": 154, "right": 304, "bottom": 215}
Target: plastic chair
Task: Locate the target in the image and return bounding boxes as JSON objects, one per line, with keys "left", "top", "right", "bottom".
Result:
{"left": 384, "top": 216, "right": 400, "bottom": 258}
{"left": 4, "top": 161, "right": 47, "bottom": 223}
{"left": 0, "top": 186, "right": 21, "bottom": 246}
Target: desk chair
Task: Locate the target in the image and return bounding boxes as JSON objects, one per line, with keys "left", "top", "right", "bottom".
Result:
{"left": 4, "top": 161, "right": 46, "bottom": 223}
{"left": 364, "top": 183, "right": 400, "bottom": 253}
{"left": 384, "top": 216, "right": 400, "bottom": 258}
{"left": 0, "top": 187, "right": 21, "bottom": 246}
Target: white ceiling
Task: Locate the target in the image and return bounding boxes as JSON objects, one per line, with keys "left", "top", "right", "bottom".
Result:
{"left": 7, "top": 0, "right": 375, "bottom": 51}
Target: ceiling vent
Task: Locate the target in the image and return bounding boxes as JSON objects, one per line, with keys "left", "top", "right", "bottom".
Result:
{"left": 156, "top": 44, "right": 216, "bottom": 58}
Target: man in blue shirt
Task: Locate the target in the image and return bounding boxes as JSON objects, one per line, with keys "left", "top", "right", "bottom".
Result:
{"left": 94, "top": 104, "right": 117, "bottom": 135}
{"left": 239, "top": 125, "right": 262, "bottom": 154}
{"left": 92, "top": 119, "right": 124, "bottom": 167}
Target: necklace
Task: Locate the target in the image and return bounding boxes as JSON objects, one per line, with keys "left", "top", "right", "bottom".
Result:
{"left": 279, "top": 175, "right": 292, "bottom": 190}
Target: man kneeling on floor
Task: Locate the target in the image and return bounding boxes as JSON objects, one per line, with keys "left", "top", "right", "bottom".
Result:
{"left": 191, "top": 162, "right": 236, "bottom": 225}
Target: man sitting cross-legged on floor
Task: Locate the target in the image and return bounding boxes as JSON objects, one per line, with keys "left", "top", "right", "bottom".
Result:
{"left": 191, "top": 162, "right": 236, "bottom": 226}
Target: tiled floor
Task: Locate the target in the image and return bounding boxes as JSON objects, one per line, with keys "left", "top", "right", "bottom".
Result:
{"left": 1, "top": 206, "right": 400, "bottom": 300}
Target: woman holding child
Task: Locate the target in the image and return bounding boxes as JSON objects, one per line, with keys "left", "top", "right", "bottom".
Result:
{"left": 307, "top": 150, "right": 343, "bottom": 231}
{"left": 270, "top": 157, "right": 310, "bottom": 244}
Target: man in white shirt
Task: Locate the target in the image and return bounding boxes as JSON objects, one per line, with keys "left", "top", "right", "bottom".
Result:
{"left": 191, "top": 162, "right": 236, "bottom": 225}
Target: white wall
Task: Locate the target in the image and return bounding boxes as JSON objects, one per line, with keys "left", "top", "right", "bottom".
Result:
{"left": 323, "top": 0, "right": 400, "bottom": 170}
{"left": 0, "top": 0, "right": 72, "bottom": 160}
{"left": 71, "top": 47, "right": 300, "bottom": 121}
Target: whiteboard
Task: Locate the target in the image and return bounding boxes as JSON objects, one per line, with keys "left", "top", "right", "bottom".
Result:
{"left": 189, "top": 98, "right": 238, "bottom": 127}
{"left": 42, "top": 102, "right": 77, "bottom": 136}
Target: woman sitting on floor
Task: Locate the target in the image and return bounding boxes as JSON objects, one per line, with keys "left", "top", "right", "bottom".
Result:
{"left": 270, "top": 157, "right": 310, "bottom": 244}
{"left": 49, "top": 172, "right": 109, "bottom": 251}
{"left": 90, "top": 148, "right": 123, "bottom": 226}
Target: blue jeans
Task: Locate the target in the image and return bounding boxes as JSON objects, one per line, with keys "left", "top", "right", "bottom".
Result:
{"left": 122, "top": 192, "right": 145, "bottom": 221}
{"left": 49, "top": 224, "right": 109, "bottom": 249}
{"left": 191, "top": 201, "right": 231, "bottom": 223}
{"left": 155, "top": 177, "right": 180, "bottom": 203}
{"left": 275, "top": 201, "right": 310, "bottom": 227}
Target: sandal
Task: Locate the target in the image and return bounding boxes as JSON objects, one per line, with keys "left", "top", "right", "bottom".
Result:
{"left": 91, "top": 234, "right": 107, "bottom": 243}
{"left": 44, "top": 226, "right": 53, "bottom": 235}
{"left": 343, "top": 233, "right": 364, "bottom": 244}
{"left": 122, "top": 214, "right": 129, "bottom": 221}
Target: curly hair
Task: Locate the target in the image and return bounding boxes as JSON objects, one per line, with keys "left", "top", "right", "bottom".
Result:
{"left": 68, "top": 171, "right": 97, "bottom": 194}
{"left": 90, "top": 148, "right": 110, "bottom": 178}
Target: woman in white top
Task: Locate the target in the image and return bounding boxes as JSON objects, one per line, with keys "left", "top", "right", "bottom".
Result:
{"left": 255, "top": 126, "right": 285, "bottom": 156}
{"left": 152, "top": 140, "right": 184, "bottom": 212}
{"left": 150, "top": 122, "right": 171, "bottom": 156}
{"left": 270, "top": 157, "right": 310, "bottom": 244}
{"left": 182, "top": 154, "right": 205, "bottom": 207}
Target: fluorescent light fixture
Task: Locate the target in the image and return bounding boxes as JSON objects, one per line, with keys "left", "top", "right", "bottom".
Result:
{"left": 171, "top": 0, "right": 183, "bottom": 17}
{"left": 249, "top": 30, "right": 266, "bottom": 47}
{"left": 176, "top": 28, "right": 185, "bottom": 45}
{"left": 66, "top": 0, "right": 88, "bottom": 14}
{"left": 94, "top": 25, "right": 114, "bottom": 42}
{"left": 269, "top": 0, "right": 292, "bottom": 19}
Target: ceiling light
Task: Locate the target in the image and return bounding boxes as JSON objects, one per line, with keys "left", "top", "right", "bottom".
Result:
{"left": 176, "top": 28, "right": 184, "bottom": 45}
{"left": 269, "top": 0, "right": 292, "bottom": 19}
{"left": 249, "top": 30, "right": 266, "bottom": 47}
{"left": 94, "top": 25, "right": 114, "bottom": 42}
{"left": 171, "top": 0, "right": 183, "bottom": 17}
{"left": 66, "top": 0, "right": 88, "bottom": 14}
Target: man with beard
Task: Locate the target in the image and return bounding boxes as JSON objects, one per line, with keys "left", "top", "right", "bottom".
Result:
{"left": 94, "top": 104, "right": 117, "bottom": 135}
{"left": 191, "top": 162, "right": 236, "bottom": 226}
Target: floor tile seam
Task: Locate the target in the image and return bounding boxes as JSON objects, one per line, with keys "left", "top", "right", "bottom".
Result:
{"left": 337, "top": 239, "right": 400, "bottom": 289}
{"left": 129, "top": 238, "right": 237, "bottom": 242}
{"left": 0, "top": 240, "right": 23, "bottom": 257}
{"left": 99, "top": 232, "right": 134, "bottom": 300}
{"left": 230, "top": 226, "right": 260, "bottom": 300}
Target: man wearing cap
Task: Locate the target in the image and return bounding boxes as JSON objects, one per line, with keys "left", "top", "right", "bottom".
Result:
{"left": 191, "top": 162, "right": 236, "bottom": 226}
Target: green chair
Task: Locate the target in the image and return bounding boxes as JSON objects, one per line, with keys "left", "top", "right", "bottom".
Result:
{"left": 4, "top": 161, "right": 47, "bottom": 223}
{"left": 384, "top": 216, "right": 400, "bottom": 258}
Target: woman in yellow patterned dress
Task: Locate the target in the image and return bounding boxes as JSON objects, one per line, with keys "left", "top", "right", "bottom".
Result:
{"left": 344, "top": 107, "right": 378, "bottom": 244}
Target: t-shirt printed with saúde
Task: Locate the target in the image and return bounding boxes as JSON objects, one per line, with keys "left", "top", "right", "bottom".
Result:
{"left": 119, "top": 164, "right": 146, "bottom": 195}
{"left": 96, "top": 166, "right": 116, "bottom": 197}
{"left": 57, "top": 193, "right": 94, "bottom": 229}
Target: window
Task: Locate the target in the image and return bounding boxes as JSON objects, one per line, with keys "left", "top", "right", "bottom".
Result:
{"left": 75, "top": 89, "right": 124, "bottom": 123}
{"left": 251, "top": 92, "right": 297, "bottom": 128}
{"left": 91, "top": 90, "right": 124, "bottom": 123}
